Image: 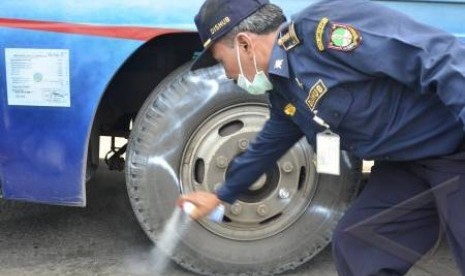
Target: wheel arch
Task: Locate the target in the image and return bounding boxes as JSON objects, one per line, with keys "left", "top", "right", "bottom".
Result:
{"left": 86, "top": 31, "right": 202, "bottom": 179}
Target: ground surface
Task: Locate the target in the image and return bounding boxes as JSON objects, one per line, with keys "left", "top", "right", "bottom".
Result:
{"left": 0, "top": 162, "right": 460, "bottom": 276}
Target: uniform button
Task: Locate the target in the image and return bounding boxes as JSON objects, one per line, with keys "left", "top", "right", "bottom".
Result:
{"left": 333, "top": 112, "right": 340, "bottom": 118}
{"left": 385, "top": 156, "right": 392, "bottom": 160}
{"left": 348, "top": 145, "right": 355, "bottom": 151}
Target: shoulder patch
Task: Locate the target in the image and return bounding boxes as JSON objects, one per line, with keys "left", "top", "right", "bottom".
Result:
{"left": 315, "top": 17, "right": 329, "bottom": 52}
{"left": 306, "top": 79, "right": 328, "bottom": 111}
{"left": 328, "top": 23, "right": 362, "bottom": 52}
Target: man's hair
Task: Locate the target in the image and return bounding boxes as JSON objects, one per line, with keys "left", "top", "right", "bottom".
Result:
{"left": 220, "top": 4, "right": 286, "bottom": 47}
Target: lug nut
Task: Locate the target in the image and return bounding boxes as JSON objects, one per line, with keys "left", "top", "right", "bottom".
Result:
{"left": 230, "top": 203, "right": 242, "bottom": 215}
{"left": 238, "top": 139, "right": 249, "bottom": 151}
{"left": 257, "top": 204, "right": 269, "bottom": 217}
{"left": 282, "top": 162, "right": 294, "bottom": 173}
{"left": 216, "top": 156, "right": 228, "bottom": 169}
{"left": 279, "top": 188, "right": 291, "bottom": 199}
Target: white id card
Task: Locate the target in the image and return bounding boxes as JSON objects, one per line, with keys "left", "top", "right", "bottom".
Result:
{"left": 316, "top": 130, "right": 341, "bottom": 175}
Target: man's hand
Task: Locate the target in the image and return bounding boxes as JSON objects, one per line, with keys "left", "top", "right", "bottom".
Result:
{"left": 177, "top": 191, "right": 221, "bottom": 220}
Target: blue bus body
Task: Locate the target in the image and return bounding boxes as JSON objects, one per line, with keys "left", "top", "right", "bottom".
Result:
{"left": 0, "top": 0, "right": 464, "bottom": 206}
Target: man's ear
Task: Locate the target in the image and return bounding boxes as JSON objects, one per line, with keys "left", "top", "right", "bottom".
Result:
{"left": 235, "top": 33, "right": 254, "bottom": 58}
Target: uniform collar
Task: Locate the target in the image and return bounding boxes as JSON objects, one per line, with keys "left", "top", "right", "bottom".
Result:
{"left": 268, "top": 43, "right": 289, "bottom": 79}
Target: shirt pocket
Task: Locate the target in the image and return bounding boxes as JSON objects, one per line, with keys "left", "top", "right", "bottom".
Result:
{"left": 315, "top": 87, "right": 353, "bottom": 130}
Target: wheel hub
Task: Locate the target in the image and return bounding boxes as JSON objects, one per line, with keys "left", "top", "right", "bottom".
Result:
{"left": 180, "top": 103, "right": 317, "bottom": 240}
{"left": 248, "top": 174, "right": 266, "bottom": 191}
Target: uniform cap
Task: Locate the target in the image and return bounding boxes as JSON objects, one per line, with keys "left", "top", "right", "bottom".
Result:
{"left": 191, "top": 0, "right": 269, "bottom": 71}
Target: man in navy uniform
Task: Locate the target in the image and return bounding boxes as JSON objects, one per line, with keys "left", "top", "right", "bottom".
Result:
{"left": 178, "top": 0, "right": 465, "bottom": 274}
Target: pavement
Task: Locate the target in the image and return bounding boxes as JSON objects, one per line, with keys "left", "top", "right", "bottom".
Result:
{"left": 0, "top": 160, "right": 460, "bottom": 276}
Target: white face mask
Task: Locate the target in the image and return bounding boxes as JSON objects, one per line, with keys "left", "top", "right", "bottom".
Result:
{"left": 235, "top": 41, "right": 273, "bottom": 95}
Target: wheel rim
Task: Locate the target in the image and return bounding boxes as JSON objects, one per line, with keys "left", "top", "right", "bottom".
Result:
{"left": 180, "top": 103, "right": 318, "bottom": 241}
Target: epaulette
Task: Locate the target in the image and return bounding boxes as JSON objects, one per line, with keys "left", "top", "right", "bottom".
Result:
{"left": 277, "top": 22, "right": 301, "bottom": 51}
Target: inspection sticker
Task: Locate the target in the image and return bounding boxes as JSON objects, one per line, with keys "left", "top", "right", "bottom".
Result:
{"left": 5, "top": 48, "right": 70, "bottom": 107}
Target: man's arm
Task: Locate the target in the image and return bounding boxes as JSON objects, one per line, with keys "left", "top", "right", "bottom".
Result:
{"left": 216, "top": 103, "right": 304, "bottom": 203}
{"left": 178, "top": 99, "right": 304, "bottom": 218}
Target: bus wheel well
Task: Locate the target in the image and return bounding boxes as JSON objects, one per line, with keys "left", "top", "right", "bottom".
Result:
{"left": 88, "top": 32, "right": 202, "bottom": 174}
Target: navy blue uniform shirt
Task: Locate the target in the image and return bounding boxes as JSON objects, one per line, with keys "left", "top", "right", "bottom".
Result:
{"left": 217, "top": 0, "right": 465, "bottom": 203}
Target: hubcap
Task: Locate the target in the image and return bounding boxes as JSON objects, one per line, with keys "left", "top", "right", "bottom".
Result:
{"left": 180, "top": 103, "right": 317, "bottom": 240}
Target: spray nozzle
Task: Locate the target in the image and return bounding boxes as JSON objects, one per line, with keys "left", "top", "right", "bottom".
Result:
{"left": 181, "top": 202, "right": 224, "bottom": 223}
